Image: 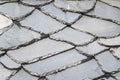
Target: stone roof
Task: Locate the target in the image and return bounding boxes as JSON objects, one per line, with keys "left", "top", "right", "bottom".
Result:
{"left": 0, "top": 0, "right": 120, "bottom": 80}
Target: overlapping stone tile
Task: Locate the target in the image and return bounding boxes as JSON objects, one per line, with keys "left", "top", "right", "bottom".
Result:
{"left": 23, "top": 49, "right": 86, "bottom": 75}
{"left": 0, "top": 0, "right": 119, "bottom": 80}
{"left": 41, "top": 3, "right": 81, "bottom": 24}
{"left": 87, "top": 1, "right": 120, "bottom": 23}
{"left": 10, "top": 69, "right": 38, "bottom": 80}
{"left": 0, "top": 55, "right": 21, "bottom": 69}
{"left": 95, "top": 51, "right": 120, "bottom": 72}
{"left": 72, "top": 16, "right": 120, "bottom": 38}
{"left": 76, "top": 40, "right": 108, "bottom": 55}
{"left": 0, "top": 2, "right": 34, "bottom": 19}
{"left": 20, "top": 10, "right": 65, "bottom": 34}
{"left": 47, "top": 60, "right": 103, "bottom": 80}
{"left": 7, "top": 38, "right": 73, "bottom": 63}
{"left": 0, "top": 13, "right": 13, "bottom": 35}
{"left": 100, "top": 0, "right": 120, "bottom": 8}
{"left": 54, "top": 0, "right": 96, "bottom": 13}
{"left": 0, "top": 63, "right": 14, "bottom": 80}
{"left": 0, "top": 24, "right": 41, "bottom": 49}
{"left": 99, "top": 36, "right": 120, "bottom": 47}
{"left": 50, "top": 27, "right": 94, "bottom": 45}
{"left": 0, "top": 0, "right": 17, "bottom": 4}
{"left": 21, "top": 0, "right": 52, "bottom": 6}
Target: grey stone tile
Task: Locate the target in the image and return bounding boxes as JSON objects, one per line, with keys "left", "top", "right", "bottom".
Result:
{"left": 76, "top": 40, "right": 107, "bottom": 55}
{"left": 95, "top": 51, "right": 120, "bottom": 72}
{"left": 0, "top": 24, "right": 41, "bottom": 49}
{"left": 50, "top": 27, "right": 94, "bottom": 45}
{"left": 7, "top": 38, "right": 73, "bottom": 63}
{"left": 0, "top": 63, "right": 14, "bottom": 80}
{"left": 99, "top": 36, "right": 120, "bottom": 46}
{"left": 47, "top": 60, "right": 103, "bottom": 80}
{"left": 0, "top": 55, "right": 21, "bottom": 69}
{"left": 88, "top": 1, "right": 120, "bottom": 22}
{"left": 54, "top": 0, "right": 96, "bottom": 12}
{"left": 72, "top": 16, "right": 120, "bottom": 38}
{"left": 10, "top": 69, "right": 38, "bottom": 80}
{"left": 100, "top": 0, "right": 120, "bottom": 8}
{"left": 23, "top": 49, "right": 86, "bottom": 74}
{"left": 41, "top": 3, "right": 81, "bottom": 24}
{"left": 0, "top": 2, "right": 34, "bottom": 19}
{"left": 22, "top": 0, "right": 52, "bottom": 6}
{"left": 20, "top": 10, "right": 65, "bottom": 34}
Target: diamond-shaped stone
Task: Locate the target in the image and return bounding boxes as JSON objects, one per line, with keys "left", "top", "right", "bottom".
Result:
{"left": 100, "top": 0, "right": 120, "bottom": 8}
{"left": 10, "top": 69, "right": 38, "bottom": 80}
{"left": 20, "top": 10, "right": 65, "bottom": 34}
{"left": 76, "top": 41, "right": 107, "bottom": 55}
{"left": 22, "top": 0, "right": 52, "bottom": 6}
{"left": 0, "top": 55, "right": 20, "bottom": 69}
{"left": 95, "top": 51, "right": 120, "bottom": 72}
{"left": 0, "top": 2, "right": 34, "bottom": 19}
{"left": 0, "top": 63, "right": 13, "bottom": 80}
{"left": 0, "top": 24, "right": 40, "bottom": 49}
{"left": 42, "top": 3, "right": 81, "bottom": 24}
{"left": 88, "top": 1, "right": 120, "bottom": 22}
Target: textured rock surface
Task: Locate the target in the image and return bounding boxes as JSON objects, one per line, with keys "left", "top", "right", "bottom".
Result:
{"left": 0, "top": 0, "right": 120, "bottom": 80}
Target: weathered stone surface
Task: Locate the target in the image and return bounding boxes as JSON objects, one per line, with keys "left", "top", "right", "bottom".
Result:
{"left": 0, "top": 2, "right": 34, "bottom": 19}
{"left": 76, "top": 41, "right": 107, "bottom": 55}
{"left": 23, "top": 49, "right": 86, "bottom": 74}
{"left": 51, "top": 28, "right": 94, "bottom": 45}
{"left": 42, "top": 3, "right": 81, "bottom": 24}
{"left": 47, "top": 60, "right": 103, "bottom": 80}
{"left": 20, "top": 10, "right": 65, "bottom": 34}
{"left": 72, "top": 16, "right": 120, "bottom": 37}
{"left": 54, "top": 0, "right": 96, "bottom": 12}
{"left": 88, "top": 1, "right": 120, "bottom": 22}
{"left": 0, "top": 55, "right": 20, "bottom": 69}
{"left": 0, "top": 0, "right": 120, "bottom": 80}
